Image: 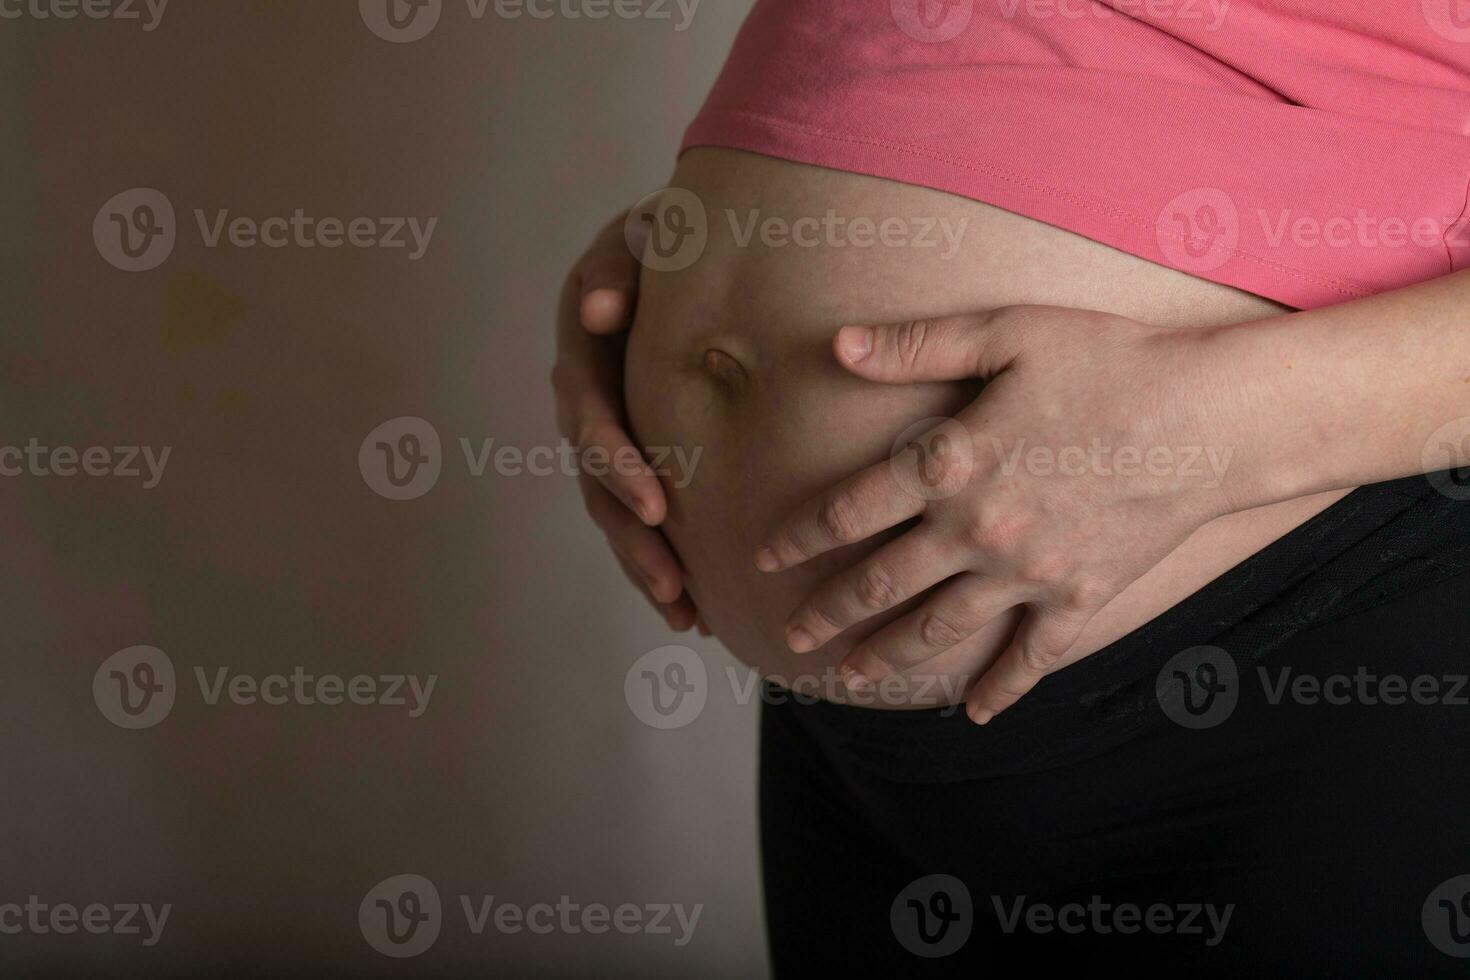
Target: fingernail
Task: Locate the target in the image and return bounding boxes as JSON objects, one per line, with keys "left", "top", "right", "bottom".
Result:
{"left": 581, "top": 287, "right": 623, "bottom": 326}
{"left": 755, "top": 547, "right": 780, "bottom": 572}
{"left": 841, "top": 664, "right": 873, "bottom": 693}
{"left": 837, "top": 326, "right": 873, "bottom": 364}
{"left": 633, "top": 498, "right": 655, "bottom": 525}
{"left": 786, "top": 626, "right": 816, "bottom": 654}
{"left": 969, "top": 707, "right": 994, "bottom": 726}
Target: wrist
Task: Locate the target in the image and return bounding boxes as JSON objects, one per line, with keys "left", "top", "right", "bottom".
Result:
{"left": 1190, "top": 314, "right": 1339, "bottom": 512}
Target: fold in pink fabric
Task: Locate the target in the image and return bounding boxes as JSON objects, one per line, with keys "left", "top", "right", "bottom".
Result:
{"left": 681, "top": 0, "right": 1470, "bottom": 309}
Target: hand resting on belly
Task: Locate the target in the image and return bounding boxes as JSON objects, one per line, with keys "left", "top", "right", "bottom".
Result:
{"left": 624, "top": 148, "right": 1349, "bottom": 708}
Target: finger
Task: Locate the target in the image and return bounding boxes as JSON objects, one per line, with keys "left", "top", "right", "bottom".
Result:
{"left": 757, "top": 461, "right": 925, "bottom": 572}
{"left": 782, "top": 528, "right": 959, "bottom": 653}
{"left": 833, "top": 310, "right": 1031, "bottom": 384}
{"left": 965, "top": 606, "right": 1091, "bottom": 724}
{"left": 614, "top": 555, "right": 698, "bottom": 631}
{"left": 573, "top": 418, "right": 667, "bottom": 526}
{"left": 666, "top": 596, "right": 698, "bottom": 632}
{"left": 552, "top": 213, "right": 667, "bottom": 524}
{"left": 579, "top": 212, "right": 642, "bottom": 335}
{"left": 840, "top": 574, "right": 1024, "bottom": 685}
{"left": 580, "top": 287, "right": 631, "bottom": 335}
{"left": 583, "top": 478, "right": 685, "bottom": 604}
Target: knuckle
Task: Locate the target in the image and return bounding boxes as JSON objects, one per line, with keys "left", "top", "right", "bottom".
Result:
{"left": 805, "top": 601, "right": 844, "bottom": 633}
{"left": 892, "top": 318, "right": 935, "bottom": 368}
{"left": 986, "top": 305, "right": 1036, "bottom": 333}
{"left": 855, "top": 564, "right": 900, "bottom": 610}
{"left": 574, "top": 421, "right": 609, "bottom": 453}
{"left": 818, "top": 494, "right": 864, "bottom": 544}
{"left": 961, "top": 510, "right": 1025, "bottom": 555}
{"left": 919, "top": 610, "right": 966, "bottom": 648}
{"left": 1019, "top": 643, "right": 1060, "bottom": 675}
{"left": 1017, "top": 553, "right": 1069, "bottom": 587}
{"left": 1067, "top": 577, "right": 1111, "bottom": 610}
{"left": 994, "top": 678, "right": 1031, "bottom": 702}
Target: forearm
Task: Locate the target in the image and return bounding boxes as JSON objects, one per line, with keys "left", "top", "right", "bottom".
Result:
{"left": 1210, "top": 268, "right": 1470, "bottom": 509}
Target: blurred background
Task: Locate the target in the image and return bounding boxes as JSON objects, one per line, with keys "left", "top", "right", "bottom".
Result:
{"left": 0, "top": 1, "right": 765, "bottom": 975}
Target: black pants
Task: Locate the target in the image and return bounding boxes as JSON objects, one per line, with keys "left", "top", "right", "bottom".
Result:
{"left": 761, "top": 473, "right": 1470, "bottom": 976}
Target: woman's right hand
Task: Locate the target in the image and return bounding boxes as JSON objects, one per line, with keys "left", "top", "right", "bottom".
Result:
{"left": 552, "top": 211, "right": 703, "bottom": 633}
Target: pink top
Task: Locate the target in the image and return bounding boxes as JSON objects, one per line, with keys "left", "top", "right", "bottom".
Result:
{"left": 681, "top": 1, "right": 1470, "bottom": 309}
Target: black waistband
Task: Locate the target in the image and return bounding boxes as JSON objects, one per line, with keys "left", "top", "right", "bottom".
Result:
{"left": 764, "top": 470, "right": 1470, "bottom": 781}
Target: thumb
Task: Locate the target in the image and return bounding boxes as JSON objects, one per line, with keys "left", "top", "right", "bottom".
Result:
{"left": 834, "top": 310, "right": 1030, "bottom": 383}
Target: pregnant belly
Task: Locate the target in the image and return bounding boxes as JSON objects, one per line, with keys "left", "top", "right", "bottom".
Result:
{"left": 625, "top": 147, "right": 1349, "bottom": 709}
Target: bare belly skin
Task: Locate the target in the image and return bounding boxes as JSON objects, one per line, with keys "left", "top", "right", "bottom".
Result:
{"left": 625, "top": 147, "right": 1349, "bottom": 708}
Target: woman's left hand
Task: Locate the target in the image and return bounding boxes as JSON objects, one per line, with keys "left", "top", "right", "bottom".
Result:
{"left": 755, "top": 306, "right": 1259, "bottom": 724}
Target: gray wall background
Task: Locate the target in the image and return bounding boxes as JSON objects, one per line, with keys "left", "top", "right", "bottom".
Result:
{"left": 0, "top": 2, "right": 764, "bottom": 975}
